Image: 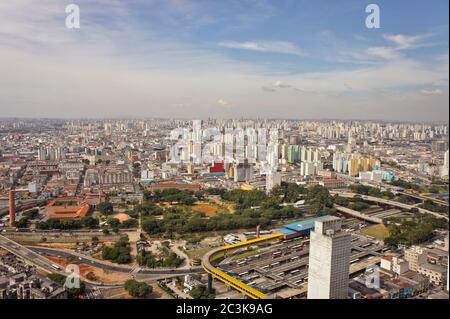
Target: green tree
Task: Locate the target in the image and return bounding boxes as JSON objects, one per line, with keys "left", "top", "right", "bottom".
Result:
{"left": 97, "top": 202, "right": 114, "bottom": 215}
{"left": 189, "top": 285, "right": 215, "bottom": 299}
{"left": 124, "top": 279, "right": 152, "bottom": 298}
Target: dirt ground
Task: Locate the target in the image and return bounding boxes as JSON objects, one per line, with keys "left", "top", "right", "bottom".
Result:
{"left": 35, "top": 243, "right": 77, "bottom": 250}
{"left": 43, "top": 255, "right": 134, "bottom": 284}
{"left": 192, "top": 203, "right": 218, "bottom": 216}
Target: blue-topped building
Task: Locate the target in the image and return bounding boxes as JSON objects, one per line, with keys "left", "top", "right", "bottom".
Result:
{"left": 273, "top": 215, "right": 330, "bottom": 239}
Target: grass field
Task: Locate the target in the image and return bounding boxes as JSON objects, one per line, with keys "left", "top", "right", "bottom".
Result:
{"left": 360, "top": 224, "right": 390, "bottom": 240}
{"left": 185, "top": 247, "right": 212, "bottom": 259}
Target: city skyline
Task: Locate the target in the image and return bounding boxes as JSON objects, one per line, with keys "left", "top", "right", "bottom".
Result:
{"left": 0, "top": 0, "right": 448, "bottom": 121}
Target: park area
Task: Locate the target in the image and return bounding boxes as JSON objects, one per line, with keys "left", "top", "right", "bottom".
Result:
{"left": 360, "top": 224, "right": 390, "bottom": 240}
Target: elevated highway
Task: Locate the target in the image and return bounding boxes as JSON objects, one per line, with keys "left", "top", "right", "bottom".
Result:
{"left": 334, "top": 204, "right": 383, "bottom": 224}
{"left": 331, "top": 191, "right": 448, "bottom": 221}
{"left": 0, "top": 233, "right": 66, "bottom": 274}
{"left": 398, "top": 191, "right": 449, "bottom": 207}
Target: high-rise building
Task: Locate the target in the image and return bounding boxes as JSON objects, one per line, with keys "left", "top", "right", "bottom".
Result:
{"left": 307, "top": 216, "right": 351, "bottom": 299}
{"left": 432, "top": 140, "right": 448, "bottom": 152}
{"left": 37, "top": 146, "right": 46, "bottom": 161}
{"left": 266, "top": 171, "right": 281, "bottom": 193}
{"left": 287, "top": 145, "right": 300, "bottom": 164}
{"left": 233, "top": 160, "right": 253, "bottom": 182}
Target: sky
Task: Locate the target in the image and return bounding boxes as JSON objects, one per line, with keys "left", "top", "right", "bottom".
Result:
{"left": 0, "top": 0, "right": 448, "bottom": 122}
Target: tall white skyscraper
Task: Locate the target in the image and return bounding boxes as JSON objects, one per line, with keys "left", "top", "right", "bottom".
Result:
{"left": 307, "top": 216, "right": 351, "bottom": 299}
{"left": 266, "top": 171, "right": 281, "bottom": 193}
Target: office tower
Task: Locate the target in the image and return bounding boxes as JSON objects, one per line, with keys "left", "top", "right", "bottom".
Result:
{"left": 307, "top": 216, "right": 351, "bottom": 299}
{"left": 280, "top": 143, "right": 288, "bottom": 163}
{"left": 306, "top": 148, "right": 313, "bottom": 162}
{"left": 266, "top": 142, "right": 279, "bottom": 170}
{"left": 313, "top": 149, "right": 320, "bottom": 162}
{"left": 192, "top": 142, "right": 202, "bottom": 164}
{"left": 233, "top": 160, "right": 253, "bottom": 182}
{"left": 257, "top": 128, "right": 267, "bottom": 162}
{"left": 287, "top": 145, "right": 300, "bottom": 163}
{"left": 445, "top": 149, "right": 449, "bottom": 169}
{"left": 224, "top": 128, "right": 234, "bottom": 163}
{"left": 235, "top": 129, "right": 245, "bottom": 163}
{"left": 300, "top": 161, "right": 315, "bottom": 177}
{"left": 246, "top": 128, "right": 258, "bottom": 163}
{"left": 432, "top": 140, "right": 448, "bottom": 152}
{"left": 442, "top": 149, "right": 449, "bottom": 177}
{"left": 37, "top": 146, "right": 46, "bottom": 161}
{"left": 288, "top": 135, "right": 299, "bottom": 145}
{"left": 266, "top": 171, "right": 281, "bottom": 193}
{"left": 300, "top": 146, "right": 307, "bottom": 162}
{"left": 192, "top": 120, "right": 202, "bottom": 143}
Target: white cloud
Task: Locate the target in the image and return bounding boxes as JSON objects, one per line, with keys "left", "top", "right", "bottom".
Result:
{"left": 383, "top": 33, "right": 433, "bottom": 50}
{"left": 217, "top": 99, "right": 231, "bottom": 107}
{"left": 366, "top": 46, "right": 402, "bottom": 60}
{"left": 218, "top": 41, "right": 305, "bottom": 56}
{"left": 0, "top": 2, "right": 447, "bottom": 121}
{"left": 272, "top": 80, "right": 291, "bottom": 88}
{"left": 365, "top": 33, "right": 437, "bottom": 61}
{"left": 419, "top": 88, "right": 444, "bottom": 96}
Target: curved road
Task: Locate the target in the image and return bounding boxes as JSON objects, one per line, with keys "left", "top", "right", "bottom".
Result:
{"left": 29, "top": 246, "right": 202, "bottom": 275}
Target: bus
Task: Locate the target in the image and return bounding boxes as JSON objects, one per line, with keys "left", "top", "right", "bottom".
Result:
{"left": 237, "top": 260, "right": 247, "bottom": 265}
{"left": 350, "top": 258, "right": 359, "bottom": 264}
{"left": 50, "top": 264, "right": 61, "bottom": 270}
{"left": 238, "top": 271, "right": 248, "bottom": 277}
{"left": 272, "top": 251, "right": 282, "bottom": 258}
{"left": 291, "top": 244, "right": 303, "bottom": 250}
{"left": 290, "top": 269, "right": 301, "bottom": 275}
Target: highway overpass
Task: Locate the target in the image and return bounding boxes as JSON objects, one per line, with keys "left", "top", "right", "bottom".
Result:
{"left": 28, "top": 246, "right": 201, "bottom": 276}
{"left": 331, "top": 191, "right": 448, "bottom": 221}
{"left": 0, "top": 234, "right": 66, "bottom": 274}
{"left": 334, "top": 204, "right": 383, "bottom": 224}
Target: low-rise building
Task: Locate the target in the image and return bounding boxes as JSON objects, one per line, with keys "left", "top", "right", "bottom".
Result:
{"left": 418, "top": 263, "right": 447, "bottom": 286}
